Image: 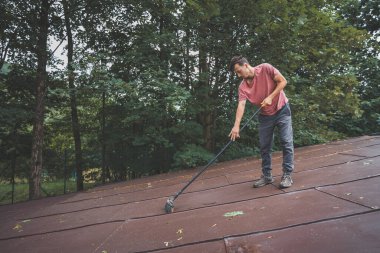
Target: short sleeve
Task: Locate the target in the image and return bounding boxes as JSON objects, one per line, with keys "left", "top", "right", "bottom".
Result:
{"left": 238, "top": 83, "right": 247, "bottom": 101}
{"left": 263, "top": 63, "right": 280, "bottom": 78}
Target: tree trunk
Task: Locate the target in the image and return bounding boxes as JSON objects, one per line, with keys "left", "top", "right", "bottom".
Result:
{"left": 101, "top": 91, "right": 107, "bottom": 184}
{"left": 185, "top": 29, "right": 191, "bottom": 89}
{"left": 29, "top": 0, "right": 50, "bottom": 200}
{"left": 0, "top": 40, "right": 9, "bottom": 71}
{"left": 11, "top": 124, "right": 18, "bottom": 204}
{"left": 198, "top": 22, "right": 214, "bottom": 151}
{"left": 201, "top": 111, "right": 215, "bottom": 151}
{"left": 63, "top": 0, "right": 84, "bottom": 191}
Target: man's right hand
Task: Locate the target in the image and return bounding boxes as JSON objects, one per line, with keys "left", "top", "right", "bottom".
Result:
{"left": 230, "top": 100, "right": 245, "bottom": 141}
{"left": 229, "top": 126, "right": 240, "bottom": 141}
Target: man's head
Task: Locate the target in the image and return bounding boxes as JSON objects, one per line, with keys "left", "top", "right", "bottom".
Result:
{"left": 229, "top": 56, "right": 253, "bottom": 79}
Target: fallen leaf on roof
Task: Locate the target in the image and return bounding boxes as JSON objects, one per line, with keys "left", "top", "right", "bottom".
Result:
{"left": 101, "top": 251, "right": 108, "bottom": 253}
{"left": 267, "top": 235, "right": 273, "bottom": 239}
{"left": 177, "top": 228, "right": 183, "bottom": 234}
{"left": 359, "top": 197, "right": 364, "bottom": 200}
{"left": 211, "top": 224, "right": 217, "bottom": 228}
{"left": 177, "top": 237, "right": 183, "bottom": 241}
{"left": 164, "top": 242, "right": 171, "bottom": 247}
{"left": 345, "top": 193, "right": 352, "bottom": 196}
{"left": 147, "top": 183, "right": 152, "bottom": 188}
{"left": 13, "top": 224, "right": 22, "bottom": 230}
{"left": 224, "top": 211, "right": 244, "bottom": 217}
{"left": 21, "top": 219, "right": 31, "bottom": 223}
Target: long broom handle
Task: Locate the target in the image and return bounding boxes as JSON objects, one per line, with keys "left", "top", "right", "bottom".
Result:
{"left": 172, "top": 107, "right": 262, "bottom": 200}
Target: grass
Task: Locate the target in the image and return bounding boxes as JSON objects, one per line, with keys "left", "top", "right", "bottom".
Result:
{"left": 0, "top": 180, "right": 95, "bottom": 205}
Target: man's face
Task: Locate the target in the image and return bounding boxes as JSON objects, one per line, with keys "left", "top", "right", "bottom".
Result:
{"left": 234, "top": 63, "right": 251, "bottom": 79}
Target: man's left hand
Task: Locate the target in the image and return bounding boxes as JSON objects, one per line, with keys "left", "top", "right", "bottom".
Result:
{"left": 261, "top": 97, "right": 273, "bottom": 107}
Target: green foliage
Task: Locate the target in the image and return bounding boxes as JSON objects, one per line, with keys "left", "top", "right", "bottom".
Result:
{"left": 0, "top": 180, "right": 95, "bottom": 205}
{"left": 220, "top": 142, "right": 258, "bottom": 162}
{"left": 338, "top": 0, "right": 380, "bottom": 135}
{"left": 172, "top": 144, "right": 214, "bottom": 169}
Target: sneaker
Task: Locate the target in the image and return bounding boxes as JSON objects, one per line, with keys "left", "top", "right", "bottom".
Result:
{"left": 280, "top": 174, "right": 293, "bottom": 188}
{"left": 253, "top": 175, "right": 274, "bottom": 188}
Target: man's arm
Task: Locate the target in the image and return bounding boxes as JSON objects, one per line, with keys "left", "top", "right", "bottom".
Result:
{"left": 261, "top": 73, "right": 287, "bottom": 107}
{"left": 229, "top": 100, "right": 246, "bottom": 141}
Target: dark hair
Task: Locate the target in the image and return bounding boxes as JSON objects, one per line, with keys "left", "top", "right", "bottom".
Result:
{"left": 229, "top": 56, "right": 249, "bottom": 72}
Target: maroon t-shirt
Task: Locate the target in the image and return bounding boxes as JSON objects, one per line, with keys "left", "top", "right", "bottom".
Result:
{"left": 238, "top": 63, "right": 288, "bottom": 115}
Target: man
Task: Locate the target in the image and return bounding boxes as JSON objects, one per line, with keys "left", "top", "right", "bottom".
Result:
{"left": 228, "top": 56, "right": 294, "bottom": 188}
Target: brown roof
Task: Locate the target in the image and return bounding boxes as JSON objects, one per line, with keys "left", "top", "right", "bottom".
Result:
{"left": 1, "top": 135, "right": 380, "bottom": 253}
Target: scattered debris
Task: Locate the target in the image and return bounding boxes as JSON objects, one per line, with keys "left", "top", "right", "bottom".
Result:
{"left": 12, "top": 223, "right": 24, "bottom": 233}
{"left": 13, "top": 224, "right": 22, "bottom": 231}
{"left": 177, "top": 237, "right": 183, "bottom": 241}
{"left": 224, "top": 211, "right": 244, "bottom": 217}
{"left": 177, "top": 228, "right": 183, "bottom": 234}
{"left": 345, "top": 193, "right": 352, "bottom": 196}
{"left": 211, "top": 224, "right": 217, "bottom": 228}
{"left": 21, "top": 219, "right": 31, "bottom": 223}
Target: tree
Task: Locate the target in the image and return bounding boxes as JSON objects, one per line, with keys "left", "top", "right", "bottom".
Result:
{"left": 29, "top": 0, "right": 51, "bottom": 199}
{"left": 63, "top": 0, "right": 84, "bottom": 191}
{"left": 339, "top": 0, "right": 380, "bottom": 134}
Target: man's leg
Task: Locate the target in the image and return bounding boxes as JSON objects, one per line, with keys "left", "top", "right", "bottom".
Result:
{"left": 253, "top": 115, "right": 275, "bottom": 188}
{"left": 277, "top": 103, "right": 294, "bottom": 187}
{"left": 259, "top": 115, "right": 275, "bottom": 176}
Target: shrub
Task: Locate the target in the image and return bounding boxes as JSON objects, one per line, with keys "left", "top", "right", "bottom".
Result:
{"left": 172, "top": 144, "right": 214, "bottom": 170}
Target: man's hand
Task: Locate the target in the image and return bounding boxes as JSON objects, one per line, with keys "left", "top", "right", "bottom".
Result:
{"left": 229, "top": 126, "right": 240, "bottom": 141}
{"left": 261, "top": 73, "right": 287, "bottom": 108}
{"left": 261, "top": 96, "right": 273, "bottom": 107}
{"left": 230, "top": 100, "right": 245, "bottom": 141}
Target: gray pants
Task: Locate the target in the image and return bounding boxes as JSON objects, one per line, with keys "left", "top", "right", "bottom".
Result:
{"left": 258, "top": 103, "right": 294, "bottom": 177}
